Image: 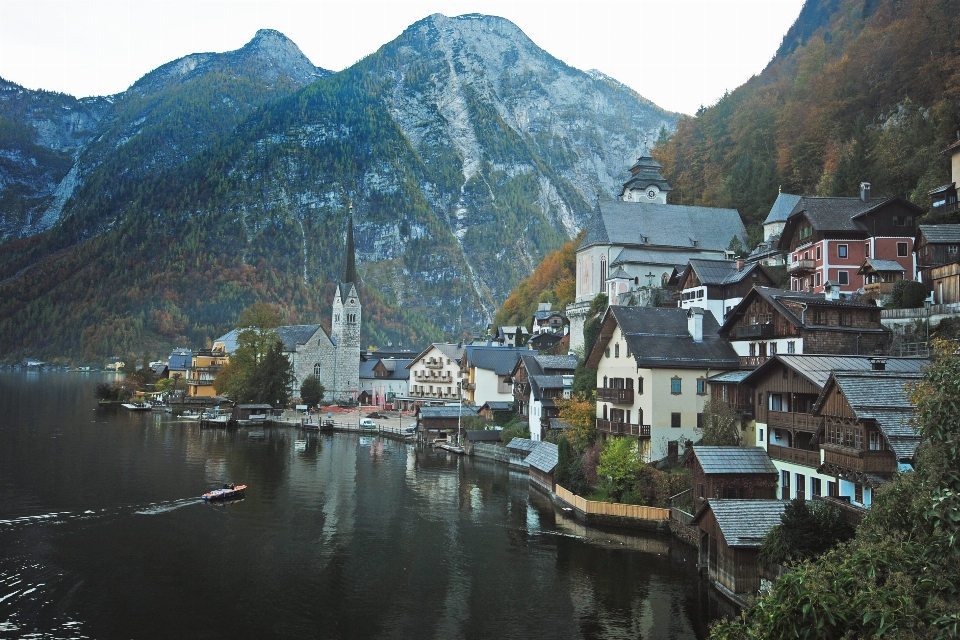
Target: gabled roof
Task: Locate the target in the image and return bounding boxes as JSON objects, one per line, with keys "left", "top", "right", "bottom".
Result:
{"left": 216, "top": 325, "right": 327, "bottom": 355}
{"left": 587, "top": 306, "right": 739, "bottom": 370}
{"left": 741, "top": 354, "right": 928, "bottom": 389}
{"left": 535, "top": 354, "right": 578, "bottom": 373}
{"left": 719, "top": 286, "right": 886, "bottom": 337}
{"left": 419, "top": 405, "right": 481, "bottom": 420}
{"left": 534, "top": 309, "right": 566, "bottom": 321}
{"left": 480, "top": 401, "right": 513, "bottom": 412}
{"left": 917, "top": 224, "right": 960, "bottom": 244}
{"left": 580, "top": 201, "right": 746, "bottom": 253}
{"left": 464, "top": 346, "right": 525, "bottom": 375}
{"left": 526, "top": 441, "right": 559, "bottom": 473}
{"left": 692, "top": 500, "right": 787, "bottom": 548}
{"left": 778, "top": 195, "right": 925, "bottom": 248}
{"left": 506, "top": 437, "right": 537, "bottom": 453}
{"left": 407, "top": 343, "right": 465, "bottom": 368}
{"left": 708, "top": 370, "right": 753, "bottom": 384}
{"left": 530, "top": 375, "right": 570, "bottom": 400}
{"left": 858, "top": 258, "right": 905, "bottom": 275}
{"left": 763, "top": 192, "right": 802, "bottom": 225}
{"left": 360, "top": 357, "right": 413, "bottom": 380}
{"left": 691, "top": 446, "right": 778, "bottom": 475}
{"left": 814, "top": 370, "right": 923, "bottom": 460}
{"left": 679, "top": 259, "right": 772, "bottom": 289}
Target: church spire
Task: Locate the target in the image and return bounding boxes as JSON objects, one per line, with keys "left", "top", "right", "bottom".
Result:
{"left": 342, "top": 201, "right": 357, "bottom": 285}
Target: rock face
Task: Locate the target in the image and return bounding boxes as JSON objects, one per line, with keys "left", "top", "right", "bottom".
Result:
{"left": 0, "top": 16, "right": 678, "bottom": 359}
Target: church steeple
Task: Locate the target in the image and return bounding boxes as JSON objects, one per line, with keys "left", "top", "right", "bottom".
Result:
{"left": 342, "top": 201, "right": 358, "bottom": 285}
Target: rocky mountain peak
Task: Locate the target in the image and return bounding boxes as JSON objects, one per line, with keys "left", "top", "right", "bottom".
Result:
{"left": 237, "top": 28, "right": 325, "bottom": 84}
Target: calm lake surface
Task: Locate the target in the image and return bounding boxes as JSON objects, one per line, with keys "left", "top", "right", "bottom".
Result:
{"left": 0, "top": 372, "right": 731, "bottom": 639}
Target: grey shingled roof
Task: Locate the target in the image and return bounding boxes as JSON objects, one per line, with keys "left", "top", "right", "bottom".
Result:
{"left": 694, "top": 500, "right": 787, "bottom": 547}
{"left": 481, "top": 401, "right": 513, "bottom": 411}
{"left": 419, "top": 405, "right": 481, "bottom": 420}
{"left": 817, "top": 371, "right": 922, "bottom": 459}
{"left": 721, "top": 286, "right": 886, "bottom": 336}
{"left": 743, "top": 354, "right": 928, "bottom": 389}
{"left": 600, "top": 306, "right": 740, "bottom": 370}
{"left": 217, "top": 325, "right": 325, "bottom": 354}
{"left": 507, "top": 437, "right": 537, "bottom": 453}
{"left": 526, "top": 441, "right": 559, "bottom": 473}
{"left": 611, "top": 248, "right": 727, "bottom": 269}
{"left": 466, "top": 346, "right": 525, "bottom": 375}
{"left": 530, "top": 375, "right": 569, "bottom": 400}
{"left": 685, "top": 259, "right": 767, "bottom": 286}
{"left": 919, "top": 224, "right": 960, "bottom": 244}
{"left": 860, "top": 259, "right": 905, "bottom": 273}
{"left": 581, "top": 201, "right": 746, "bottom": 252}
{"left": 535, "top": 354, "right": 578, "bottom": 373}
{"left": 708, "top": 370, "right": 753, "bottom": 384}
{"left": 360, "top": 358, "right": 413, "bottom": 380}
{"left": 693, "top": 446, "right": 778, "bottom": 475}
{"left": 763, "top": 192, "right": 803, "bottom": 225}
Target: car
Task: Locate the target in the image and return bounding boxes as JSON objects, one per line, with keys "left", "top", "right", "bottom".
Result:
{"left": 359, "top": 418, "right": 377, "bottom": 430}
{"left": 403, "top": 423, "right": 416, "bottom": 434}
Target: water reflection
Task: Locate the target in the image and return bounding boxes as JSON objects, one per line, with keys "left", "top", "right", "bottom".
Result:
{"left": 0, "top": 372, "right": 726, "bottom": 639}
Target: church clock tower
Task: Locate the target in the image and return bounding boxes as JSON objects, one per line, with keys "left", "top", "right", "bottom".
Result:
{"left": 331, "top": 203, "right": 361, "bottom": 402}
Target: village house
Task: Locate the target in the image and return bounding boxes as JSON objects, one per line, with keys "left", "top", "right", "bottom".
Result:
{"left": 926, "top": 137, "right": 960, "bottom": 216}
{"left": 417, "top": 404, "right": 480, "bottom": 443}
{"left": 726, "top": 354, "right": 927, "bottom": 505}
{"left": 531, "top": 302, "right": 569, "bottom": 336}
{"left": 459, "top": 345, "right": 524, "bottom": 406}
{"left": 692, "top": 499, "right": 787, "bottom": 602}
{"left": 526, "top": 331, "right": 568, "bottom": 354}
{"left": 813, "top": 368, "right": 923, "bottom": 524}
{"left": 587, "top": 306, "right": 740, "bottom": 462}
{"left": 857, "top": 258, "right": 906, "bottom": 305}
{"left": 403, "top": 343, "right": 465, "bottom": 407}
{"left": 686, "top": 446, "right": 778, "bottom": 513}
{"left": 744, "top": 191, "right": 802, "bottom": 267}
{"left": 184, "top": 347, "right": 228, "bottom": 397}
{"left": 675, "top": 259, "right": 777, "bottom": 324}
{"left": 511, "top": 353, "right": 579, "bottom": 440}
{"left": 566, "top": 152, "right": 747, "bottom": 352}
{"left": 718, "top": 286, "right": 891, "bottom": 366}
{"left": 492, "top": 326, "right": 529, "bottom": 347}
{"left": 779, "top": 184, "right": 923, "bottom": 294}
{"left": 358, "top": 356, "right": 412, "bottom": 406}
{"left": 915, "top": 224, "right": 960, "bottom": 297}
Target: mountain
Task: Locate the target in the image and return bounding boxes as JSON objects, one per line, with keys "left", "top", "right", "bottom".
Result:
{"left": 0, "top": 15, "right": 677, "bottom": 363}
{"left": 652, "top": 0, "right": 960, "bottom": 244}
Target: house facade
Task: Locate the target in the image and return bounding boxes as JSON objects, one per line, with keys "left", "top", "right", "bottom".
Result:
{"left": 587, "top": 306, "right": 740, "bottom": 462}
{"left": 687, "top": 446, "right": 778, "bottom": 513}
{"left": 779, "top": 186, "right": 922, "bottom": 294}
{"left": 359, "top": 357, "right": 412, "bottom": 406}
{"left": 676, "top": 259, "right": 776, "bottom": 324}
{"left": 915, "top": 224, "right": 960, "bottom": 289}
{"left": 405, "top": 343, "right": 465, "bottom": 404}
{"left": 719, "top": 286, "right": 891, "bottom": 366}
{"left": 459, "top": 345, "right": 523, "bottom": 406}
{"left": 511, "top": 353, "right": 578, "bottom": 440}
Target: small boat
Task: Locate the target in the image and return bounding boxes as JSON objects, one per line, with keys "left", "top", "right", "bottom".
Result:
{"left": 202, "top": 483, "right": 247, "bottom": 501}
{"left": 121, "top": 402, "right": 152, "bottom": 411}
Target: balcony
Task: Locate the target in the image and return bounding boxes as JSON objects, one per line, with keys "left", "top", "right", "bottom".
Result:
{"left": 768, "top": 443, "right": 821, "bottom": 468}
{"left": 864, "top": 281, "right": 897, "bottom": 296}
{"left": 597, "top": 387, "right": 634, "bottom": 404}
{"left": 822, "top": 446, "right": 897, "bottom": 474}
{"left": 462, "top": 382, "right": 476, "bottom": 390}
{"left": 596, "top": 419, "right": 651, "bottom": 438}
{"left": 735, "top": 323, "right": 774, "bottom": 339}
{"left": 789, "top": 259, "right": 817, "bottom": 275}
{"left": 739, "top": 355, "right": 768, "bottom": 367}
{"left": 767, "top": 411, "right": 823, "bottom": 432}
{"left": 424, "top": 360, "right": 444, "bottom": 369}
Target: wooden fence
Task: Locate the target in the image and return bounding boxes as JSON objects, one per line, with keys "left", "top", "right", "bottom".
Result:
{"left": 555, "top": 485, "right": 670, "bottom": 521}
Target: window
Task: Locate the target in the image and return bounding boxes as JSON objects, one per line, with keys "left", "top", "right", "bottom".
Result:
{"left": 838, "top": 271, "right": 849, "bottom": 285}
{"left": 626, "top": 343, "right": 631, "bottom": 358}
{"left": 671, "top": 412, "right": 681, "bottom": 428}
{"left": 697, "top": 412, "right": 703, "bottom": 429}
{"left": 839, "top": 312, "right": 852, "bottom": 327}
{"left": 671, "top": 377, "right": 682, "bottom": 394}
{"left": 605, "top": 347, "right": 610, "bottom": 358}
{"left": 897, "top": 242, "right": 908, "bottom": 257}
{"left": 827, "top": 481, "right": 837, "bottom": 497}
{"left": 770, "top": 342, "right": 778, "bottom": 355}
{"left": 812, "top": 309, "right": 826, "bottom": 324}
{"left": 816, "top": 272, "right": 821, "bottom": 286}
{"left": 787, "top": 341, "right": 796, "bottom": 354}
{"left": 781, "top": 470, "right": 791, "bottom": 499}
{"left": 696, "top": 378, "right": 706, "bottom": 395}
{"left": 869, "top": 431, "right": 882, "bottom": 450}
{"left": 698, "top": 484, "right": 705, "bottom": 498}
{"left": 759, "top": 428, "right": 764, "bottom": 442}
{"left": 865, "top": 243, "right": 870, "bottom": 257}
{"left": 602, "top": 376, "right": 608, "bottom": 388}
{"left": 816, "top": 246, "right": 821, "bottom": 260}
{"left": 950, "top": 245, "right": 959, "bottom": 256}
{"left": 314, "top": 363, "right": 322, "bottom": 376}
{"left": 782, "top": 367, "right": 789, "bottom": 380}
{"left": 854, "top": 483, "right": 864, "bottom": 504}
{"left": 614, "top": 343, "right": 620, "bottom": 358}
{"left": 812, "top": 477, "right": 822, "bottom": 497}
{"left": 638, "top": 377, "right": 644, "bottom": 394}
{"left": 838, "top": 244, "right": 848, "bottom": 258}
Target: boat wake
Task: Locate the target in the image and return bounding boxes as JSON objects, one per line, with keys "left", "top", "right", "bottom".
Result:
{"left": 0, "top": 498, "right": 203, "bottom": 529}
{"left": 134, "top": 498, "right": 201, "bottom": 515}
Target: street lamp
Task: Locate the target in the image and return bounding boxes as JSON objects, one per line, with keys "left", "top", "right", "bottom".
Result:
{"left": 925, "top": 299, "right": 932, "bottom": 350}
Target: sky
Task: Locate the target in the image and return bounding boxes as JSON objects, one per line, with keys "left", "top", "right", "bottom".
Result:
{"left": 0, "top": 0, "right": 805, "bottom": 116}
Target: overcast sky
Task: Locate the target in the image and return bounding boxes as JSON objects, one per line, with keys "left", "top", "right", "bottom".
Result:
{"left": 0, "top": 0, "right": 804, "bottom": 115}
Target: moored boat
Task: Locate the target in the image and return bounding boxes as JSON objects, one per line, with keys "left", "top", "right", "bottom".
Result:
{"left": 121, "top": 402, "right": 152, "bottom": 411}
{"left": 201, "top": 483, "right": 247, "bottom": 501}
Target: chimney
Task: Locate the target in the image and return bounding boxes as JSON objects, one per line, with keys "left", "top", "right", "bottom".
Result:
{"left": 824, "top": 282, "right": 840, "bottom": 301}
{"left": 868, "top": 356, "right": 887, "bottom": 371}
{"left": 860, "top": 182, "right": 871, "bottom": 202}
{"left": 736, "top": 259, "right": 745, "bottom": 271}
{"left": 687, "top": 307, "right": 704, "bottom": 343}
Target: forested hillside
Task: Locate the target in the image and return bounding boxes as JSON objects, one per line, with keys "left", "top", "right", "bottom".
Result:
{"left": 653, "top": 0, "right": 960, "bottom": 245}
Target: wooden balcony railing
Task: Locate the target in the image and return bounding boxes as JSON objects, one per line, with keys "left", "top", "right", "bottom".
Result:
{"left": 789, "top": 259, "right": 817, "bottom": 274}
{"left": 597, "top": 387, "right": 634, "bottom": 404}
{"left": 596, "top": 419, "right": 651, "bottom": 438}
{"left": 814, "top": 495, "right": 867, "bottom": 527}
{"left": 739, "top": 355, "right": 769, "bottom": 367}
{"left": 424, "top": 360, "right": 444, "bottom": 369}
{"left": 767, "top": 411, "right": 823, "bottom": 432}
{"left": 768, "top": 444, "right": 821, "bottom": 468}
{"left": 822, "top": 446, "right": 897, "bottom": 474}
{"left": 735, "top": 323, "right": 774, "bottom": 339}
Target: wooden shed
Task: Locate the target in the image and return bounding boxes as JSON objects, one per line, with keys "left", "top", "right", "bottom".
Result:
{"left": 686, "top": 446, "right": 779, "bottom": 512}
{"left": 232, "top": 404, "right": 273, "bottom": 421}
{"left": 692, "top": 499, "right": 786, "bottom": 600}
{"left": 526, "top": 441, "right": 558, "bottom": 493}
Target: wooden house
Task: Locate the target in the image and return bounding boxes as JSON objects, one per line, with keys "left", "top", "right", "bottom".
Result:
{"left": 232, "top": 403, "right": 273, "bottom": 421}
{"left": 526, "top": 441, "right": 559, "bottom": 493}
{"left": 676, "top": 259, "right": 776, "bottom": 324}
{"left": 916, "top": 224, "right": 960, "bottom": 293}
{"left": 506, "top": 437, "right": 537, "bottom": 468}
{"left": 692, "top": 499, "right": 787, "bottom": 601}
{"left": 813, "top": 369, "right": 922, "bottom": 522}
{"left": 931, "top": 261, "right": 960, "bottom": 304}
{"left": 857, "top": 258, "right": 905, "bottom": 303}
{"left": 417, "top": 405, "right": 480, "bottom": 442}
{"left": 718, "top": 286, "right": 891, "bottom": 366}
{"left": 686, "top": 446, "right": 778, "bottom": 512}
{"left": 510, "top": 354, "right": 577, "bottom": 441}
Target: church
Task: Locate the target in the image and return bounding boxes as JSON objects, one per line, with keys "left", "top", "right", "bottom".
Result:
{"left": 215, "top": 209, "right": 361, "bottom": 402}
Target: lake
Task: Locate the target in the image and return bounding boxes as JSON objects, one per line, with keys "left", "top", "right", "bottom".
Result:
{"left": 0, "top": 372, "right": 732, "bottom": 639}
